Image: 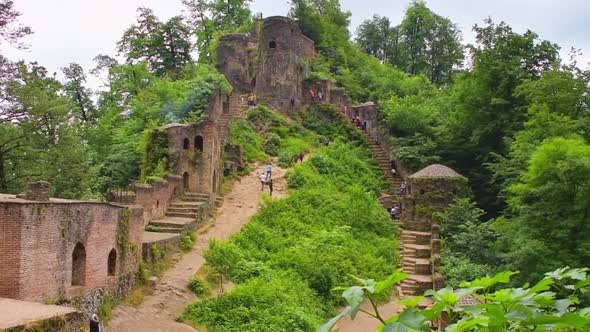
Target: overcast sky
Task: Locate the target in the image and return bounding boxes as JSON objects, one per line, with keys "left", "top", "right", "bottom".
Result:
{"left": 2, "top": 0, "right": 589, "bottom": 90}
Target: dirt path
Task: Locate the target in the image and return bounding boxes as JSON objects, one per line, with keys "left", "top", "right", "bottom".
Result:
{"left": 335, "top": 300, "right": 401, "bottom": 331}
{"left": 107, "top": 163, "right": 288, "bottom": 332}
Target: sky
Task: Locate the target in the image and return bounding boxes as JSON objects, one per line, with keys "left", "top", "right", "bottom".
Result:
{"left": 2, "top": 0, "right": 589, "bottom": 90}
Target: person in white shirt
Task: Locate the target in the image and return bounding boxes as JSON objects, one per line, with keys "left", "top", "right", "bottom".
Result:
{"left": 259, "top": 173, "right": 267, "bottom": 191}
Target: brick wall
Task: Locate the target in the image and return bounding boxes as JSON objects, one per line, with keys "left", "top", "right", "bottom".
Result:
{"left": 0, "top": 200, "right": 142, "bottom": 302}
{"left": 134, "top": 174, "right": 182, "bottom": 226}
{"left": 0, "top": 204, "right": 22, "bottom": 298}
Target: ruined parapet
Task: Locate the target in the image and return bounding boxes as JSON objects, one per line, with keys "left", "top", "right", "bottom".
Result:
{"left": 217, "top": 33, "right": 257, "bottom": 93}
{"left": 16, "top": 181, "right": 50, "bottom": 201}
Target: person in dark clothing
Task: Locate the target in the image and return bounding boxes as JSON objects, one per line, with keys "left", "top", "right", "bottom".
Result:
{"left": 362, "top": 120, "right": 367, "bottom": 130}
{"left": 268, "top": 179, "right": 273, "bottom": 196}
{"left": 298, "top": 151, "right": 305, "bottom": 163}
{"left": 290, "top": 98, "right": 295, "bottom": 108}
{"left": 90, "top": 314, "right": 103, "bottom": 332}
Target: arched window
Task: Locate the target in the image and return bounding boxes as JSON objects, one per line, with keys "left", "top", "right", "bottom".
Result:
{"left": 183, "top": 138, "right": 190, "bottom": 149}
{"left": 72, "top": 243, "right": 86, "bottom": 286}
{"left": 183, "top": 172, "right": 190, "bottom": 191}
{"left": 195, "top": 135, "right": 204, "bottom": 152}
{"left": 107, "top": 249, "right": 117, "bottom": 276}
{"left": 269, "top": 41, "right": 276, "bottom": 49}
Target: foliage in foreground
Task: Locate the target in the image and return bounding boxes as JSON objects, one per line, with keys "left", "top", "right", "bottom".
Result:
{"left": 182, "top": 142, "right": 398, "bottom": 331}
{"left": 323, "top": 267, "right": 590, "bottom": 331}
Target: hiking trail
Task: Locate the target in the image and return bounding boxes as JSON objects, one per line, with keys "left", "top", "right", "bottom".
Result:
{"left": 107, "top": 162, "right": 288, "bottom": 332}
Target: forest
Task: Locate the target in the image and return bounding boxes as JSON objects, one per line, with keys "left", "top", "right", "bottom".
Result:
{"left": 1, "top": 0, "right": 590, "bottom": 330}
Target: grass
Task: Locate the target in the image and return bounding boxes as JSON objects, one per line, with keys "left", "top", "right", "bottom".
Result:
{"left": 182, "top": 142, "right": 398, "bottom": 332}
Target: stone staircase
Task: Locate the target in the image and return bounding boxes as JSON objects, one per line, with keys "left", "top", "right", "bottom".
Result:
{"left": 399, "top": 226, "right": 436, "bottom": 295}
{"left": 367, "top": 137, "right": 403, "bottom": 190}
{"left": 146, "top": 192, "right": 210, "bottom": 234}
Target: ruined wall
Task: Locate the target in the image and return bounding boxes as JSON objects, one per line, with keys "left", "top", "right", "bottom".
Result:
{"left": 217, "top": 33, "right": 257, "bottom": 93}
{"left": 255, "top": 16, "right": 316, "bottom": 110}
{"left": 134, "top": 174, "right": 183, "bottom": 227}
{"left": 0, "top": 199, "right": 143, "bottom": 303}
{"left": 165, "top": 121, "right": 221, "bottom": 195}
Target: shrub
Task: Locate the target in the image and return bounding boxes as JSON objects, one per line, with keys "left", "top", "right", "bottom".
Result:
{"left": 263, "top": 133, "right": 282, "bottom": 156}
{"left": 180, "top": 232, "right": 196, "bottom": 252}
{"left": 187, "top": 276, "right": 211, "bottom": 296}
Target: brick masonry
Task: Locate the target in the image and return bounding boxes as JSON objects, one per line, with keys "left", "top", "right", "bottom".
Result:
{"left": 0, "top": 198, "right": 143, "bottom": 304}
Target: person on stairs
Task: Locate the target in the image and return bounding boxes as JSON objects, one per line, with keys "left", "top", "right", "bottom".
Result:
{"left": 259, "top": 172, "right": 267, "bottom": 191}
{"left": 391, "top": 205, "right": 400, "bottom": 220}
{"left": 398, "top": 181, "right": 408, "bottom": 195}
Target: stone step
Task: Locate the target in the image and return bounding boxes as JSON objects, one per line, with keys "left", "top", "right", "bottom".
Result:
{"left": 180, "top": 196, "right": 209, "bottom": 203}
{"left": 166, "top": 212, "right": 197, "bottom": 219}
{"left": 404, "top": 244, "right": 432, "bottom": 258}
{"left": 167, "top": 207, "right": 201, "bottom": 214}
{"left": 170, "top": 201, "right": 206, "bottom": 207}
{"left": 184, "top": 192, "right": 210, "bottom": 199}
{"left": 148, "top": 216, "right": 194, "bottom": 229}
{"left": 147, "top": 226, "right": 183, "bottom": 233}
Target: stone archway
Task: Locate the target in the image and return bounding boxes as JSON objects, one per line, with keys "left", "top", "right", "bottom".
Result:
{"left": 195, "top": 135, "right": 204, "bottom": 152}
{"left": 108, "top": 249, "right": 117, "bottom": 276}
{"left": 72, "top": 243, "right": 86, "bottom": 286}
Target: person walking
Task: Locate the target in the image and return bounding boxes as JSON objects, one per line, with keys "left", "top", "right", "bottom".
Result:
{"left": 268, "top": 179, "right": 274, "bottom": 196}
{"left": 298, "top": 151, "right": 305, "bottom": 163}
{"left": 309, "top": 89, "right": 316, "bottom": 101}
{"left": 266, "top": 163, "right": 272, "bottom": 179}
{"left": 259, "top": 173, "right": 267, "bottom": 191}
{"left": 89, "top": 314, "right": 103, "bottom": 332}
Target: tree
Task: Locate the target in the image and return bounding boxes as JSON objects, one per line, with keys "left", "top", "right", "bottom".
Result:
{"left": 117, "top": 7, "right": 193, "bottom": 76}
{"left": 0, "top": 62, "right": 93, "bottom": 197}
{"left": 0, "top": 0, "right": 32, "bottom": 48}
{"left": 355, "top": 15, "right": 401, "bottom": 65}
{"left": 183, "top": 0, "right": 253, "bottom": 62}
{"left": 496, "top": 137, "right": 590, "bottom": 282}
{"left": 62, "top": 63, "right": 96, "bottom": 122}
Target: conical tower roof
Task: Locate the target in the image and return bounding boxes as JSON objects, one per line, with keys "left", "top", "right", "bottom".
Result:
{"left": 408, "top": 164, "right": 463, "bottom": 179}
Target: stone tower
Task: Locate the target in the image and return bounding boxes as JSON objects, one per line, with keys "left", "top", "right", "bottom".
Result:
{"left": 217, "top": 16, "right": 316, "bottom": 110}
{"left": 399, "top": 164, "right": 467, "bottom": 295}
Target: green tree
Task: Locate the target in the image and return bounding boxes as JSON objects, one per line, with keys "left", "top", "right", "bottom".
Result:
{"left": 183, "top": 0, "right": 253, "bottom": 62}
{"left": 62, "top": 62, "right": 96, "bottom": 122}
{"left": 117, "top": 7, "right": 193, "bottom": 76}
{"left": 497, "top": 137, "right": 590, "bottom": 282}
{"left": 355, "top": 15, "right": 401, "bottom": 65}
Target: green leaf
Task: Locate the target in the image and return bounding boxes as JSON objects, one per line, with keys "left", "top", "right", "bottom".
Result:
{"left": 396, "top": 296, "right": 425, "bottom": 309}
{"left": 317, "top": 306, "right": 352, "bottom": 332}
{"left": 375, "top": 270, "right": 408, "bottom": 295}
{"left": 342, "top": 286, "right": 365, "bottom": 319}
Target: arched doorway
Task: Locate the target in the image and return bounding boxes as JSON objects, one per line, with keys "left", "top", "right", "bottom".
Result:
{"left": 183, "top": 138, "right": 190, "bottom": 149}
{"left": 195, "top": 135, "right": 204, "bottom": 152}
{"left": 183, "top": 172, "right": 190, "bottom": 191}
{"left": 269, "top": 41, "right": 277, "bottom": 49}
{"left": 107, "top": 249, "right": 117, "bottom": 276}
{"left": 72, "top": 243, "right": 86, "bottom": 286}
{"left": 213, "top": 170, "right": 217, "bottom": 193}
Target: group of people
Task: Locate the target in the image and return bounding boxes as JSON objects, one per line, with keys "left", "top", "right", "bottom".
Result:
{"left": 309, "top": 89, "right": 324, "bottom": 101}
{"left": 352, "top": 114, "right": 367, "bottom": 130}
{"left": 259, "top": 163, "right": 274, "bottom": 196}
{"left": 295, "top": 151, "right": 305, "bottom": 163}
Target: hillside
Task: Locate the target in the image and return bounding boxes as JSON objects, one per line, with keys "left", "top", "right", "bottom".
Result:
{"left": 1, "top": 0, "right": 590, "bottom": 331}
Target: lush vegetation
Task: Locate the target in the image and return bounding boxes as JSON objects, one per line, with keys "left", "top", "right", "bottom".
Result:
{"left": 289, "top": 0, "right": 590, "bottom": 291}
{"left": 324, "top": 267, "right": 590, "bottom": 331}
{"left": 182, "top": 141, "right": 398, "bottom": 331}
